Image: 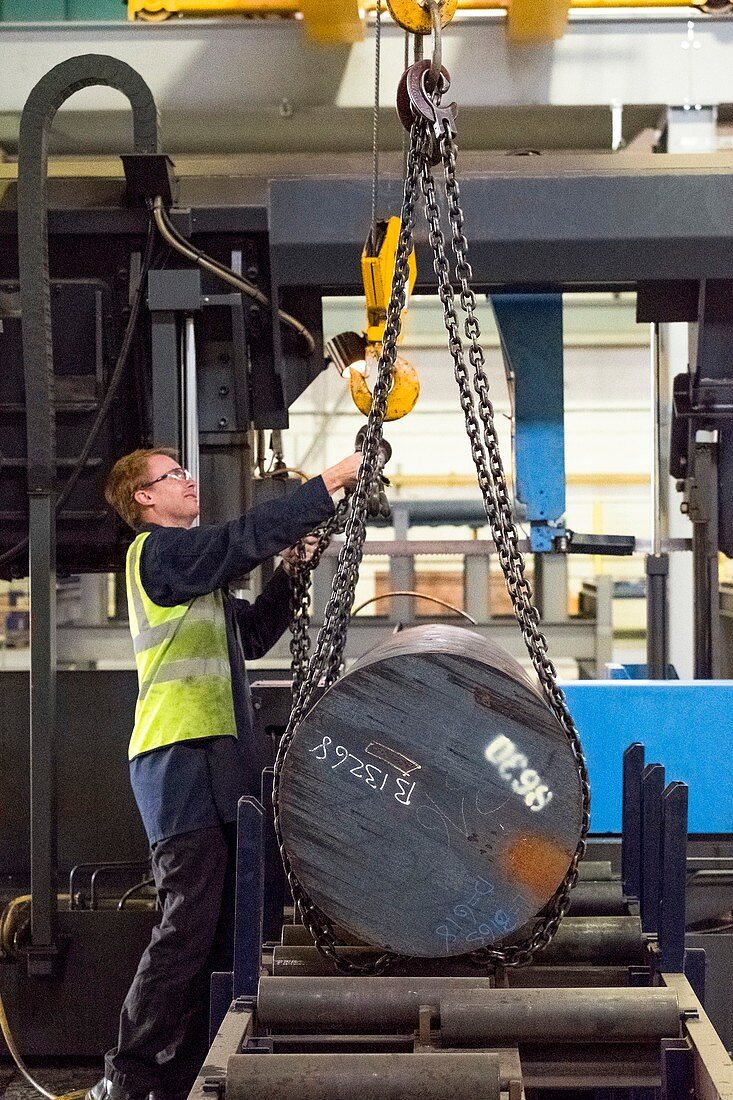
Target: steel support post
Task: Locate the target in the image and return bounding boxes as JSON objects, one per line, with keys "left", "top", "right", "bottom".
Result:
{"left": 150, "top": 309, "right": 181, "bottom": 449}
{"left": 690, "top": 443, "right": 721, "bottom": 678}
{"left": 646, "top": 552, "right": 670, "bottom": 678}
{"left": 260, "top": 768, "right": 287, "bottom": 944}
{"left": 534, "top": 553, "right": 569, "bottom": 623}
{"left": 182, "top": 315, "right": 200, "bottom": 492}
{"left": 647, "top": 322, "right": 670, "bottom": 679}
{"left": 622, "top": 742, "right": 645, "bottom": 900}
{"left": 232, "top": 796, "right": 265, "bottom": 1000}
{"left": 640, "top": 763, "right": 665, "bottom": 934}
{"left": 28, "top": 492, "right": 57, "bottom": 971}
{"left": 389, "top": 503, "right": 414, "bottom": 623}
{"left": 593, "top": 574, "right": 614, "bottom": 676}
{"left": 658, "top": 781, "right": 688, "bottom": 974}
{"left": 464, "top": 550, "right": 492, "bottom": 622}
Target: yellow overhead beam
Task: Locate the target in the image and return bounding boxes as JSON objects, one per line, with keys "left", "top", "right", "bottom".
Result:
{"left": 128, "top": 0, "right": 364, "bottom": 41}
{"left": 506, "top": 0, "right": 571, "bottom": 41}
{"left": 128, "top": 0, "right": 298, "bottom": 21}
{"left": 128, "top": 0, "right": 707, "bottom": 41}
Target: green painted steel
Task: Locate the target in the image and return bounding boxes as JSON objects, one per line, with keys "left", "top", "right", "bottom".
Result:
{"left": 0, "top": 0, "right": 125, "bottom": 20}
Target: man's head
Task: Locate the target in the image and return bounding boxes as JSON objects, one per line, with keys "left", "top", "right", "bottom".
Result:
{"left": 105, "top": 448, "right": 199, "bottom": 530}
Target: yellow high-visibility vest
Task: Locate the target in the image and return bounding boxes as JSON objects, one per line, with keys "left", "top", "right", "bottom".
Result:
{"left": 125, "top": 532, "right": 237, "bottom": 760}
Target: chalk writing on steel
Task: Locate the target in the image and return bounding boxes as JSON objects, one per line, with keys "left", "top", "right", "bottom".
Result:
{"left": 435, "top": 875, "right": 500, "bottom": 952}
{"left": 365, "top": 741, "right": 422, "bottom": 776}
{"left": 484, "top": 734, "right": 554, "bottom": 812}
{"left": 308, "top": 736, "right": 417, "bottom": 805}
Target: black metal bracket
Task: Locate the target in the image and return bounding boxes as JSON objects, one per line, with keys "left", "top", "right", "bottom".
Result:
{"left": 559, "top": 531, "right": 636, "bottom": 556}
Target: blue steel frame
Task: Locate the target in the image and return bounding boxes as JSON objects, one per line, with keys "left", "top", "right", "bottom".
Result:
{"left": 489, "top": 293, "right": 566, "bottom": 552}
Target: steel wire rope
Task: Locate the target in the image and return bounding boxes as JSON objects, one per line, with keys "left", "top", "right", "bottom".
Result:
{"left": 370, "top": 0, "right": 382, "bottom": 251}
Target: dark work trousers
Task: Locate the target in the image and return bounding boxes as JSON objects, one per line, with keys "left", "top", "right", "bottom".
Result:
{"left": 105, "top": 821, "right": 237, "bottom": 1097}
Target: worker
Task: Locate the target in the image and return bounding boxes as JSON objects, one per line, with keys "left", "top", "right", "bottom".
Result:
{"left": 86, "top": 445, "right": 362, "bottom": 1100}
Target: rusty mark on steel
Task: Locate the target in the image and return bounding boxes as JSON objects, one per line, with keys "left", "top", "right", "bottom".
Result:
{"left": 365, "top": 741, "right": 422, "bottom": 777}
{"left": 500, "top": 834, "right": 573, "bottom": 902}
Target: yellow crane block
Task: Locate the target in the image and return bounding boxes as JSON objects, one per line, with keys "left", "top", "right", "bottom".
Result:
{"left": 128, "top": 0, "right": 364, "bottom": 41}
{"left": 351, "top": 216, "right": 419, "bottom": 421}
{"left": 506, "top": 0, "right": 571, "bottom": 41}
{"left": 361, "top": 216, "right": 417, "bottom": 345}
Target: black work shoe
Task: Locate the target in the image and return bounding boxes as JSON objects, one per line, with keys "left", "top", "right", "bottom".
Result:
{"left": 86, "top": 1078, "right": 146, "bottom": 1100}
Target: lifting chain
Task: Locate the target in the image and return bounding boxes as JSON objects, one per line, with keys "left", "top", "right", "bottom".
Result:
{"left": 287, "top": 496, "right": 349, "bottom": 702}
{"left": 275, "top": 65, "right": 591, "bottom": 975}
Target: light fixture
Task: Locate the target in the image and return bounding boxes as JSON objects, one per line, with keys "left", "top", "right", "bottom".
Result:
{"left": 325, "top": 331, "right": 368, "bottom": 378}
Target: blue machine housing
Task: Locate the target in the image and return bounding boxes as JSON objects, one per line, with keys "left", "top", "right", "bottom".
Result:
{"left": 564, "top": 680, "right": 733, "bottom": 833}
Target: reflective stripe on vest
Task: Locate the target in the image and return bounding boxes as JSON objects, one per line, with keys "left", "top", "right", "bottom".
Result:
{"left": 125, "top": 532, "right": 237, "bottom": 760}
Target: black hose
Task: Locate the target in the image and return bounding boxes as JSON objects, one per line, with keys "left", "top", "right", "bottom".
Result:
{"left": 152, "top": 198, "right": 316, "bottom": 355}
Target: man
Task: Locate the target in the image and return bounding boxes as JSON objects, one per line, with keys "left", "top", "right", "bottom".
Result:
{"left": 88, "top": 446, "right": 362, "bottom": 1100}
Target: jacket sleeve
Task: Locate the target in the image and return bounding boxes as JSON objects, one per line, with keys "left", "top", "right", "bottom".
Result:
{"left": 231, "top": 565, "right": 293, "bottom": 660}
{"left": 139, "top": 476, "right": 334, "bottom": 606}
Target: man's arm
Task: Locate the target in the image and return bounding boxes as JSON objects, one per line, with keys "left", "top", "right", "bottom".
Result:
{"left": 230, "top": 566, "right": 292, "bottom": 660}
{"left": 139, "top": 452, "right": 362, "bottom": 606}
{"left": 140, "top": 476, "right": 334, "bottom": 605}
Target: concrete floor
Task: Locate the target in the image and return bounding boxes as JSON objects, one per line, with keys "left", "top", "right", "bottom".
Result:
{"left": 0, "top": 1061, "right": 99, "bottom": 1100}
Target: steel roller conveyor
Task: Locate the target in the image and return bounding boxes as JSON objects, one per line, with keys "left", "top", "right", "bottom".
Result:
{"left": 225, "top": 1052, "right": 502, "bottom": 1100}
{"left": 256, "top": 979, "right": 680, "bottom": 1045}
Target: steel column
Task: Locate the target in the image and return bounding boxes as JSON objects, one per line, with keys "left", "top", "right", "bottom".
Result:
{"left": 621, "top": 742, "right": 645, "bottom": 900}
{"left": 233, "top": 796, "right": 265, "bottom": 999}
{"left": 640, "top": 763, "right": 665, "bottom": 934}
{"left": 658, "top": 781, "right": 688, "bottom": 974}
{"left": 27, "top": 493, "right": 57, "bottom": 967}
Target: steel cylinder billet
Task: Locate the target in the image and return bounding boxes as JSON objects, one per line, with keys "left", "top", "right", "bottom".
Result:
{"left": 278, "top": 624, "right": 584, "bottom": 957}
{"left": 257, "top": 976, "right": 494, "bottom": 1033}
{"left": 225, "top": 1052, "right": 501, "bottom": 1100}
{"left": 440, "top": 988, "right": 681, "bottom": 1046}
{"left": 567, "top": 879, "right": 627, "bottom": 916}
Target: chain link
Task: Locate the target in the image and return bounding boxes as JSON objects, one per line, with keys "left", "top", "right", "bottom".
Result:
{"left": 422, "top": 122, "right": 591, "bottom": 967}
{"left": 273, "top": 103, "right": 591, "bottom": 975}
{"left": 288, "top": 497, "right": 350, "bottom": 702}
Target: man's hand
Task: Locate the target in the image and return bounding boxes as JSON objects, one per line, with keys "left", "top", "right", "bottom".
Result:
{"left": 280, "top": 534, "right": 319, "bottom": 575}
{"left": 320, "top": 452, "right": 362, "bottom": 496}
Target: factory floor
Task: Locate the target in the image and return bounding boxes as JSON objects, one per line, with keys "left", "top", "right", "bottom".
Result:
{"left": 0, "top": 1061, "right": 99, "bottom": 1099}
